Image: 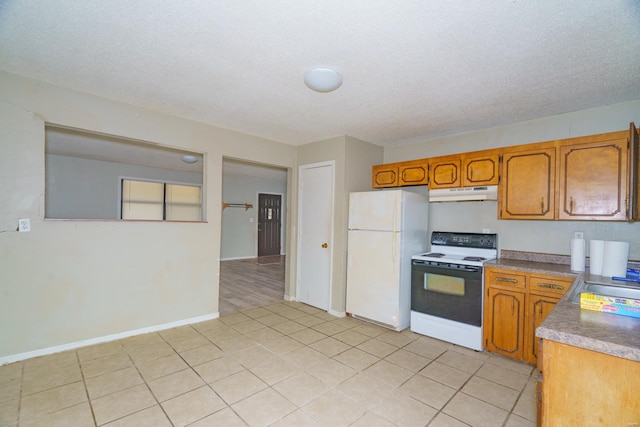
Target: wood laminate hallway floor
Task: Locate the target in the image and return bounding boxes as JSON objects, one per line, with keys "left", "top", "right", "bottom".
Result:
{"left": 219, "top": 256, "right": 286, "bottom": 315}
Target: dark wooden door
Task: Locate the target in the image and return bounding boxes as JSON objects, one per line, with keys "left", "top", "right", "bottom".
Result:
{"left": 258, "top": 193, "right": 281, "bottom": 257}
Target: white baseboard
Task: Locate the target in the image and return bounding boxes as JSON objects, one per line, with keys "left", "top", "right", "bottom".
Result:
{"left": 0, "top": 312, "right": 219, "bottom": 366}
{"left": 284, "top": 296, "right": 343, "bottom": 318}
{"left": 220, "top": 256, "right": 255, "bottom": 261}
{"left": 329, "top": 309, "right": 346, "bottom": 318}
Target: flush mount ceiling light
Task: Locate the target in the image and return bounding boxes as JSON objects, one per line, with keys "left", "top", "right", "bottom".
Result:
{"left": 181, "top": 155, "right": 198, "bottom": 164}
{"left": 304, "top": 67, "right": 342, "bottom": 92}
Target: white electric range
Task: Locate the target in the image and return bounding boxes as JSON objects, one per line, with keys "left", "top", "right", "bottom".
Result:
{"left": 410, "top": 231, "right": 498, "bottom": 350}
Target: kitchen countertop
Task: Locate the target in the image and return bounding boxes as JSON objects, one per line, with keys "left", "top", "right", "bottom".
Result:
{"left": 485, "top": 258, "right": 640, "bottom": 362}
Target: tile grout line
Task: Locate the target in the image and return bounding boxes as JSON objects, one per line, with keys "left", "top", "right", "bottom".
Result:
{"left": 76, "top": 350, "right": 99, "bottom": 427}
{"left": 8, "top": 302, "right": 537, "bottom": 427}
{"left": 15, "top": 360, "right": 25, "bottom": 427}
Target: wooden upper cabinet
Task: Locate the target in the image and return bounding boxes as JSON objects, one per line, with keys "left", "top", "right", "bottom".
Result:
{"left": 372, "top": 163, "right": 399, "bottom": 188}
{"left": 429, "top": 156, "right": 461, "bottom": 189}
{"left": 558, "top": 135, "right": 628, "bottom": 220}
{"left": 371, "top": 125, "right": 636, "bottom": 221}
{"left": 398, "top": 160, "right": 428, "bottom": 186}
{"left": 462, "top": 153, "right": 500, "bottom": 187}
{"left": 500, "top": 146, "right": 556, "bottom": 220}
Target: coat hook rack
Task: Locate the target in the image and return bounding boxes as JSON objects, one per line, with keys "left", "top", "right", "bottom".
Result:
{"left": 222, "top": 202, "right": 253, "bottom": 211}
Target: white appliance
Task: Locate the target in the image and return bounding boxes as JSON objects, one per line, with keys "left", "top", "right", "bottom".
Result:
{"left": 411, "top": 232, "right": 498, "bottom": 350}
{"left": 346, "top": 190, "right": 428, "bottom": 330}
{"left": 429, "top": 185, "right": 498, "bottom": 202}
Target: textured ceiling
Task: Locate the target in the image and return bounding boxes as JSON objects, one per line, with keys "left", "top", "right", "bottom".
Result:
{"left": 1, "top": 1, "right": 639, "bottom": 147}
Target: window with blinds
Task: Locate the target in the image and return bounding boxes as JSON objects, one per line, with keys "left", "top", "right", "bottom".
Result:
{"left": 121, "top": 179, "right": 202, "bottom": 221}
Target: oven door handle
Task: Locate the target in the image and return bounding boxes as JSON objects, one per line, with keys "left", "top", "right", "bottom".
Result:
{"left": 412, "top": 260, "right": 481, "bottom": 273}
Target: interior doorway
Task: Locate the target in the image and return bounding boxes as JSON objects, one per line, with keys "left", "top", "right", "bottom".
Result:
{"left": 258, "top": 193, "right": 282, "bottom": 257}
{"left": 220, "top": 158, "right": 288, "bottom": 314}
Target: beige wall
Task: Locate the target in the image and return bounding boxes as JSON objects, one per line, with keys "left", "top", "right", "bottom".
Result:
{"left": 384, "top": 100, "right": 640, "bottom": 259}
{"left": 2, "top": 68, "right": 638, "bottom": 362}
{"left": 295, "top": 136, "right": 382, "bottom": 313}
{"left": 0, "top": 72, "right": 296, "bottom": 360}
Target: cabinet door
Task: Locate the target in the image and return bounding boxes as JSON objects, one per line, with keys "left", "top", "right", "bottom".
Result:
{"left": 429, "top": 157, "right": 461, "bottom": 189}
{"left": 462, "top": 154, "right": 500, "bottom": 187}
{"left": 399, "top": 160, "right": 428, "bottom": 186}
{"left": 631, "top": 123, "right": 639, "bottom": 220}
{"left": 484, "top": 287, "right": 525, "bottom": 360}
{"left": 524, "top": 294, "right": 558, "bottom": 365}
{"left": 558, "top": 138, "right": 628, "bottom": 220}
{"left": 541, "top": 340, "right": 640, "bottom": 426}
{"left": 500, "top": 147, "right": 555, "bottom": 220}
{"left": 372, "top": 164, "right": 399, "bottom": 188}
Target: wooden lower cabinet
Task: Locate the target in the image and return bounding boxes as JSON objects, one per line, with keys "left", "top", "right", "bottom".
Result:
{"left": 484, "top": 267, "right": 574, "bottom": 365}
{"left": 540, "top": 340, "right": 640, "bottom": 426}
{"left": 524, "top": 294, "right": 558, "bottom": 365}
{"left": 485, "top": 287, "right": 525, "bottom": 359}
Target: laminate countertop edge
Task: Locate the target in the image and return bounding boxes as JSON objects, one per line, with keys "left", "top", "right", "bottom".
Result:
{"left": 485, "top": 258, "right": 640, "bottom": 362}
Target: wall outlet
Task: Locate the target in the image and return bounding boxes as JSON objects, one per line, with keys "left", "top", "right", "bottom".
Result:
{"left": 574, "top": 231, "right": 583, "bottom": 239}
{"left": 18, "top": 218, "right": 31, "bottom": 232}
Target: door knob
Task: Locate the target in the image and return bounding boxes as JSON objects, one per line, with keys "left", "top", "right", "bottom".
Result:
{"left": 322, "top": 243, "right": 328, "bottom": 248}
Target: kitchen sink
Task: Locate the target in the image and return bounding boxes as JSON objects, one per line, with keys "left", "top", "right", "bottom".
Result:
{"left": 570, "top": 280, "right": 640, "bottom": 303}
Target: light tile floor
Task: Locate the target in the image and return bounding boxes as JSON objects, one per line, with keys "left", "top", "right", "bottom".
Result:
{"left": 0, "top": 302, "right": 537, "bottom": 427}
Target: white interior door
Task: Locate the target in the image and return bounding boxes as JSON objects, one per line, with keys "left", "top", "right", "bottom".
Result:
{"left": 297, "top": 162, "right": 334, "bottom": 310}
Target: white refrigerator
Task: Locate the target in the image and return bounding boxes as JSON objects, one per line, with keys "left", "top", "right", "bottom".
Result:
{"left": 346, "top": 189, "right": 428, "bottom": 330}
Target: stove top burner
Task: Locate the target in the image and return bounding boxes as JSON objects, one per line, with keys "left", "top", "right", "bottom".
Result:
{"left": 463, "top": 256, "right": 486, "bottom": 262}
{"left": 424, "top": 252, "right": 445, "bottom": 258}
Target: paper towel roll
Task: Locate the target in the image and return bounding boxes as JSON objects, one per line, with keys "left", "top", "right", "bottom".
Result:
{"left": 589, "top": 240, "right": 605, "bottom": 275}
{"left": 601, "top": 241, "right": 629, "bottom": 277}
{"left": 571, "top": 238, "right": 585, "bottom": 272}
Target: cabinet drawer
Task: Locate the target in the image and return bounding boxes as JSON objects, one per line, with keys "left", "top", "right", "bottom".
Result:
{"left": 529, "top": 275, "right": 573, "bottom": 296}
{"left": 486, "top": 270, "right": 526, "bottom": 289}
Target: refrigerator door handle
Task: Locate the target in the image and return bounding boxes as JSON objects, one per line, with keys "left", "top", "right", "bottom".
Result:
{"left": 393, "top": 198, "right": 398, "bottom": 233}
{"left": 393, "top": 232, "right": 398, "bottom": 272}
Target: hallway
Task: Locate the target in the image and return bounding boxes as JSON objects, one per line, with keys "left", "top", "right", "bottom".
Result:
{"left": 219, "top": 256, "right": 286, "bottom": 315}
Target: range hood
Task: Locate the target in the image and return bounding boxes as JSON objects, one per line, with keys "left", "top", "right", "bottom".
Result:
{"left": 429, "top": 185, "right": 498, "bottom": 202}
